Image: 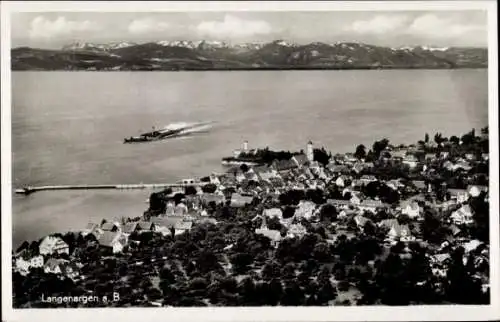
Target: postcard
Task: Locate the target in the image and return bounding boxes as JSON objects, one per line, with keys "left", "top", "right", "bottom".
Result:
{"left": 1, "top": 1, "right": 498, "bottom": 321}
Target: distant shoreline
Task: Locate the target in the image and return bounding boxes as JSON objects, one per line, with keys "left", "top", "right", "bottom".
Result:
{"left": 11, "top": 66, "right": 488, "bottom": 72}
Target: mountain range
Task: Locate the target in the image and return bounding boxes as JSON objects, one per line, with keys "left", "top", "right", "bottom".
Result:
{"left": 11, "top": 40, "right": 488, "bottom": 71}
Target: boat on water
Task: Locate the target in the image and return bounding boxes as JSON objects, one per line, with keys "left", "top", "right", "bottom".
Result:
{"left": 124, "top": 128, "right": 184, "bottom": 143}
{"left": 124, "top": 122, "right": 213, "bottom": 144}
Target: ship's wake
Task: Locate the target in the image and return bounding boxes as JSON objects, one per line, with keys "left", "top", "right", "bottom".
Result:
{"left": 162, "top": 121, "right": 215, "bottom": 136}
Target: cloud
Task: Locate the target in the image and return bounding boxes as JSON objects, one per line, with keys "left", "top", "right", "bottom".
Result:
{"left": 128, "top": 18, "right": 170, "bottom": 35}
{"left": 344, "top": 15, "right": 409, "bottom": 35}
{"left": 408, "top": 14, "right": 486, "bottom": 39}
{"left": 342, "top": 13, "right": 486, "bottom": 45}
{"left": 29, "top": 16, "right": 101, "bottom": 39}
{"left": 196, "top": 15, "right": 272, "bottom": 39}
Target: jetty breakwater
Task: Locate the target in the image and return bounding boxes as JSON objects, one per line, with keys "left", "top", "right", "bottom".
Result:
{"left": 15, "top": 182, "right": 208, "bottom": 195}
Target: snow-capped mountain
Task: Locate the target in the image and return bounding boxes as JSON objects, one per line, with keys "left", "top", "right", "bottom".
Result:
{"left": 420, "top": 46, "right": 450, "bottom": 52}
{"left": 61, "top": 41, "right": 136, "bottom": 52}
{"left": 396, "top": 45, "right": 450, "bottom": 52}
{"left": 155, "top": 40, "right": 265, "bottom": 50}
{"left": 12, "top": 40, "right": 486, "bottom": 71}
{"left": 156, "top": 40, "right": 202, "bottom": 49}
{"left": 273, "top": 40, "right": 297, "bottom": 47}
{"left": 233, "top": 43, "right": 264, "bottom": 50}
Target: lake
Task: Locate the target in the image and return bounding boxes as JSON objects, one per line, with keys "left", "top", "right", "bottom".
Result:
{"left": 11, "top": 69, "right": 488, "bottom": 247}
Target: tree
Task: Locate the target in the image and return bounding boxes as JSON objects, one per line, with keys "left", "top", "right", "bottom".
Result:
{"left": 397, "top": 214, "right": 411, "bottom": 225}
{"left": 279, "top": 190, "right": 305, "bottom": 206}
{"left": 262, "top": 261, "right": 281, "bottom": 281}
{"left": 461, "top": 130, "right": 476, "bottom": 146}
{"left": 363, "top": 220, "right": 376, "bottom": 236}
{"left": 372, "top": 139, "right": 389, "bottom": 158}
{"left": 161, "top": 187, "right": 173, "bottom": 195}
{"left": 281, "top": 282, "right": 305, "bottom": 306}
{"left": 266, "top": 216, "right": 282, "bottom": 230}
{"left": 363, "top": 181, "right": 380, "bottom": 199}
{"left": 470, "top": 193, "right": 489, "bottom": 243}
{"left": 239, "top": 277, "right": 257, "bottom": 305}
{"left": 281, "top": 262, "right": 297, "bottom": 280}
{"left": 160, "top": 267, "right": 176, "bottom": 285}
{"left": 305, "top": 188, "right": 325, "bottom": 204}
{"left": 184, "top": 186, "right": 197, "bottom": 195}
{"left": 148, "top": 192, "right": 166, "bottom": 213}
{"left": 425, "top": 133, "right": 429, "bottom": 143}
{"left": 313, "top": 148, "right": 331, "bottom": 166}
{"left": 434, "top": 132, "right": 445, "bottom": 145}
{"left": 196, "top": 249, "right": 220, "bottom": 274}
{"left": 282, "top": 206, "right": 296, "bottom": 219}
{"left": 263, "top": 278, "right": 283, "bottom": 305}
{"left": 173, "top": 193, "right": 186, "bottom": 205}
{"left": 317, "top": 280, "right": 337, "bottom": 305}
{"left": 313, "top": 242, "right": 331, "bottom": 262}
{"left": 189, "top": 277, "right": 209, "bottom": 291}
{"left": 354, "top": 144, "right": 366, "bottom": 160}
{"left": 375, "top": 252, "right": 410, "bottom": 305}
{"left": 445, "top": 247, "right": 484, "bottom": 304}
{"left": 201, "top": 183, "right": 217, "bottom": 194}
{"left": 449, "top": 135, "right": 460, "bottom": 145}
{"left": 240, "top": 163, "right": 249, "bottom": 173}
{"left": 422, "top": 211, "right": 449, "bottom": 244}
{"left": 319, "top": 203, "right": 337, "bottom": 222}
{"left": 230, "top": 252, "right": 253, "bottom": 274}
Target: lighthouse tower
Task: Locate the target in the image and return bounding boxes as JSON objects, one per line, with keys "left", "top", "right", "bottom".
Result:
{"left": 306, "top": 141, "right": 314, "bottom": 162}
{"left": 242, "top": 140, "right": 249, "bottom": 153}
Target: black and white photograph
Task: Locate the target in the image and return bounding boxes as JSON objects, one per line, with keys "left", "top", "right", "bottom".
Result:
{"left": 1, "top": 1, "right": 499, "bottom": 321}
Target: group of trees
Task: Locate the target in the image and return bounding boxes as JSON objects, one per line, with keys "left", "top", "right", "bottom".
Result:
{"left": 313, "top": 148, "right": 331, "bottom": 166}
{"left": 361, "top": 181, "right": 401, "bottom": 204}
{"left": 353, "top": 138, "right": 389, "bottom": 162}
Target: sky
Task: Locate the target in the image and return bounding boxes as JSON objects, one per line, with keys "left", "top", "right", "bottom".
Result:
{"left": 11, "top": 11, "right": 488, "bottom": 49}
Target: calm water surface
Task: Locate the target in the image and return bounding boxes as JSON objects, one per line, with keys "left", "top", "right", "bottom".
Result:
{"left": 11, "top": 69, "right": 488, "bottom": 246}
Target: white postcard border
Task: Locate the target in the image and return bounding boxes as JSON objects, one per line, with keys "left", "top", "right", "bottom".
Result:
{"left": 1, "top": 1, "right": 499, "bottom": 322}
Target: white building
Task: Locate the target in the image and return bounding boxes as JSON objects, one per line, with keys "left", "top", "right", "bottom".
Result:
{"left": 255, "top": 228, "right": 282, "bottom": 248}
{"left": 447, "top": 189, "right": 470, "bottom": 204}
{"left": 39, "top": 236, "right": 70, "bottom": 256}
{"left": 401, "top": 200, "right": 421, "bottom": 219}
{"left": 30, "top": 255, "right": 44, "bottom": 268}
{"left": 97, "top": 231, "right": 128, "bottom": 253}
{"left": 467, "top": 185, "right": 488, "bottom": 198}
{"left": 306, "top": 141, "right": 314, "bottom": 162}
{"left": 286, "top": 224, "right": 307, "bottom": 239}
{"left": 263, "top": 208, "right": 283, "bottom": 220}
{"left": 295, "top": 200, "right": 316, "bottom": 220}
{"left": 15, "top": 257, "right": 31, "bottom": 276}
{"left": 450, "top": 205, "right": 474, "bottom": 226}
{"left": 44, "top": 258, "right": 69, "bottom": 275}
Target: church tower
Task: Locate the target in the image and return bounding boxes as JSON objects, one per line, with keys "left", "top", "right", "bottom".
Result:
{"left": 306, "top": 141, "right": 314, "bottom": 162}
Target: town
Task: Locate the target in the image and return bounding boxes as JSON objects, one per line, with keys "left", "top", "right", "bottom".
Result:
{"left": 13, "top": 127, "right": 490, "bottom": 307}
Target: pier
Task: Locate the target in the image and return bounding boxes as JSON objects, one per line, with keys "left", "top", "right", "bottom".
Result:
{"left": 15, "top": 182, "right": 208, "bottom": 195}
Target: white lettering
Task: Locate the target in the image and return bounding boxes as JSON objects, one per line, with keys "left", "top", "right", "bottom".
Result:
{"left": 40, "top": 294, "right": 102, "bottom": 305}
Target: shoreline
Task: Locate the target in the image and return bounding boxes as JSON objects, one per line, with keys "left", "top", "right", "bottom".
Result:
{"left": 12, "top": 66, "right": 488, "bottom": 72}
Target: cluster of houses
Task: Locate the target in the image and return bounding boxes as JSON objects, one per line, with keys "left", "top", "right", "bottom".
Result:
{"left": 14, "top": 235, "right": 77, "bottom": 279}
{"left": 13, "top": 139, "right": 490, "bottom": 294}
{"left": 13, "top": 211, "right": 203, "bottom": 278}
{"left": 214, "top": 141, "right": 489, "bottom": 289}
